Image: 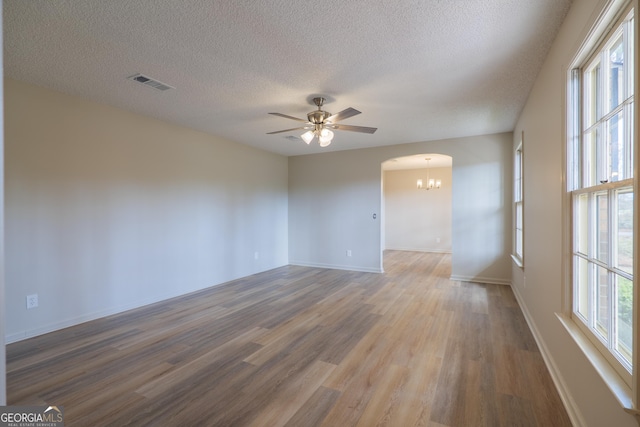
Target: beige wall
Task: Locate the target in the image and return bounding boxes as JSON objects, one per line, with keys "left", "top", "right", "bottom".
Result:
{"left": 289, "top": 132, "right": 512, "bottom": 283}
{"left": 5, "top": 78, "right": 289, "bottom": 342}
{"left": 512, "top": 0, "right": 637, "bottom": 425}
{"left": 384, "top": 167, "right": 452, "bottom": 253}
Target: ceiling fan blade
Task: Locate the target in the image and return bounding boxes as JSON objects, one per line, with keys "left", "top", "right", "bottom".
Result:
{"left": 326, "top": 107, "right": 361, "bottom": 123}
{"left": 266, "top": 126, "right": 310, "bottom": 135}
{"left": 268, "top": 112, "right": 308, "bottom": 123}
{"left": 330, "top": 124, "right": 377, "bottom": 134}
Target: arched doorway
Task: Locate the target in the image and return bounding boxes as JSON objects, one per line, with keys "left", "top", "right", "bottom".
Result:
{"left": 381, "top": 154, "right": 453, "bottom": 268}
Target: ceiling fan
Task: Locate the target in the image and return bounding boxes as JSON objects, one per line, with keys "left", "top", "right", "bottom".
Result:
{"left": 267, "top": 97, "right": 377, "bottom": 147}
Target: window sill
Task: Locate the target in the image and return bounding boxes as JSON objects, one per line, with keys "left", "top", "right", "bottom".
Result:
{"left": 556, "top": 313, "right": 639, "bottom": 419}
{"left": 510, "top": 254, "right": 524, "bottom": 269}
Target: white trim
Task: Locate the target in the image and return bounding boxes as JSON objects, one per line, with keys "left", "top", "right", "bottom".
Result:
{"left": 383, "top": 247, "right": 452, "bottom": 254}
{"left": 564, "top": 0, "right": 638, "bottom": 411}
{"left": 5, "top": 266, "right": 290, "bottom": 344}
{"left": 6, "top": 288, "right": 196, "bottom": 344}
{"left": 513, "top": 135, "right": 525, "bottom": 265}
{"left": 510, "top": 284, "right": 587, "bottom": 427}
{"left": 511, "top": 253, "right": 524, "bottom": 269}
{"left": 288, "top": 261, "right": 384, "bottom": 274}
{"left": 449, "top": 274, "right": 510, "bottom": 286}
{"left": 570, "top": 0, "right": 633, "bottom": 68}
{"left": 557, "top": 313, "right": 634, "bottom": 410}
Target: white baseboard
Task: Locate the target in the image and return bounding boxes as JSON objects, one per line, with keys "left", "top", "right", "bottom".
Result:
{"left": 384, "top": 247, "right": 452, "bottom": 254}
{"left": 449, "top": 274, "right": 510, "bottom": 286}
{"left": 288, "top": 261, "right": 383, "bottom": 274}
{"left": 5, "top": 289, "right": 196, "bottom": 344}
{"left": 6, "top": 265, "right": 292, "bottom": 344}
{"left": 510, "top": 284, "right": 586, "bottom": 427}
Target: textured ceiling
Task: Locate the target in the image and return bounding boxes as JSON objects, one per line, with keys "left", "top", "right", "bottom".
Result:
{"left": 4, "top": 0, "right": 572, "bottom": 156}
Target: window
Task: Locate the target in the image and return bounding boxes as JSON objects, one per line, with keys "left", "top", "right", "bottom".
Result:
{"left": 513, "top": 136, "right": 524, "bottom": 266}
{"left": 568, "top": 5, "right": 634, "bottom": 385}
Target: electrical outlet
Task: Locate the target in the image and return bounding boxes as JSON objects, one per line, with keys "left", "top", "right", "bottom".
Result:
{"left": 254, "top": 251, "right": 259, "bottom": 260}
{"left": 26, "top": 294, "right": 38, "bottom": 309}
{"left": 346, "top": 250, "right": 352, "bottom": 257}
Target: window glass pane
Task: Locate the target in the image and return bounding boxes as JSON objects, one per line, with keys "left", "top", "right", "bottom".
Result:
{"left": 630, "top": 102, "right": 634, "bottom": 179}
{"left": 583, "top": 128, "right": 598, "bottom": 187}
{"left": 569, "top": 70, "right": 582, "bottom": 191}
{"left": 570, "top": 7, "right": 634, "bottom": 378}
{"left": 596, "top": 192, "right": 608, "bottom": 262}
{"left": 586, "top": 61, "right": 601, "bottom": 126}
{"left": 596, "top": 265, "right": 610, "bottom": 340}
{"left": 576, "top": 256, "right": 590, "bottom": 319}
{"left": 616, "top": 274, "right": 633, "bottom": 364}
{"left": 608, "top": 34, "right": 624, "bottom": 112}
{"left": 608, "top": 111, "right": 625, "bottom": 182}
{"left": 576, "top": 193, "right": 589, "bottom": 255}
{"left": 515, "top": 150, "right": 522, "bottom": 201}
{"left": 628, "top": 16, "right": 635, "bottom": 95}
{"left": 616, "top": 189, "right": 633, "bottom": 274}
{"left": 513, "top": 143, "right": 524, "bottom": 261}
{"left": 516, "top": 201, "right": 523, "bottom": 258}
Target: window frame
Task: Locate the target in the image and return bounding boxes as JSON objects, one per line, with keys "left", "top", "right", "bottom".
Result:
{"left": 513, "top": 134, "right": 524, "bottom": 267}
{"left": 564, "top": 0, "right": 638, "bottom": 410}
{"left": 571, "top": 179, "right": 634, "bottom": 383}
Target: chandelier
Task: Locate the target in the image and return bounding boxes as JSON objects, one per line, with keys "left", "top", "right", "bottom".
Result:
{"left": 417, "top": 157, "right": 441, "bottom": 190}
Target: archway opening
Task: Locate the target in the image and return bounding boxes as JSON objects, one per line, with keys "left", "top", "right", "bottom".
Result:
{"left": 381, "top": 154, "right": 453, "bottom": 269}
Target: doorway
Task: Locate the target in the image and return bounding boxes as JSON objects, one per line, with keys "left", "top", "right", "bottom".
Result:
{"left": 381, "top": 154, "right": 453, "bottom": 268}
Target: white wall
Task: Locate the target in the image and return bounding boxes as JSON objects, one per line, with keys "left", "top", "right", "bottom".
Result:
{"left": 288, "top": 132, "right": 512, "bottom": 284}
{"left": 384, "top": 167, "right": 452, "bottom": 253}
{"left": 5, "top": 78, "right": 289, "bottom": 342}
{"left": 288, "top": 152, "right": 383, "bottom": 272}
{"left": 511, "top": 0, "right": 637, "bottom": 425}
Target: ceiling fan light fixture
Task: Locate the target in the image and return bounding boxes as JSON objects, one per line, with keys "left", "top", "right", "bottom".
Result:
{"left": 301, "top": 130, "right": 315, "bottom": 144}
{"left": 319, "top": 128, "right": 334, "bottom": 146}
{"left": 320, "top": 128, "right": 332, "bottom": 138}
{"left": 268, "top": 96, "right": 376, "bottom": 148}
{"left": 319, "top": 137, "right": 332, "bottom": 147}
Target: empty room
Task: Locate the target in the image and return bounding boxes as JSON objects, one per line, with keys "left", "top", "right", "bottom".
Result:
{"left": 1, "top": 0, "right": 639, "bottom": 426}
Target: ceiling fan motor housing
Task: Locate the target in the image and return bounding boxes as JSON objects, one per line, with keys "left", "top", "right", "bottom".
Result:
{"left": 267, "top": 96, "right": 377, "bottom": 140}
{"left": 308, "top": 110, "right": 331, "bottom": 125}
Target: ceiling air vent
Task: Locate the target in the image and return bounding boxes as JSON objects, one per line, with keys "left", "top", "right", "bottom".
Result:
{"left": 128, "top": 73, "right": 174, "bottom": 92}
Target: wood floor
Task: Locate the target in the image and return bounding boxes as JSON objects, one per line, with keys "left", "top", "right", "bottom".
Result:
{"left": 7, "top": 251, "right": 572, "bottom": 426}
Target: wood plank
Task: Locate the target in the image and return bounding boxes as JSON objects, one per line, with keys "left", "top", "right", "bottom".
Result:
{"left": 137, "top": 327, "right": 265, "bottom": 399}
{"left": 246, "top": 360, "right": 336, "bottom": 427}
{"left": 395, "top": 354, "right": 443, "bottom": 426}
{"left": 6, "top": 251, "right": 572, "bottom": 426}
{"left": 283, "top": 386, "right": 341, "bottom": 427}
